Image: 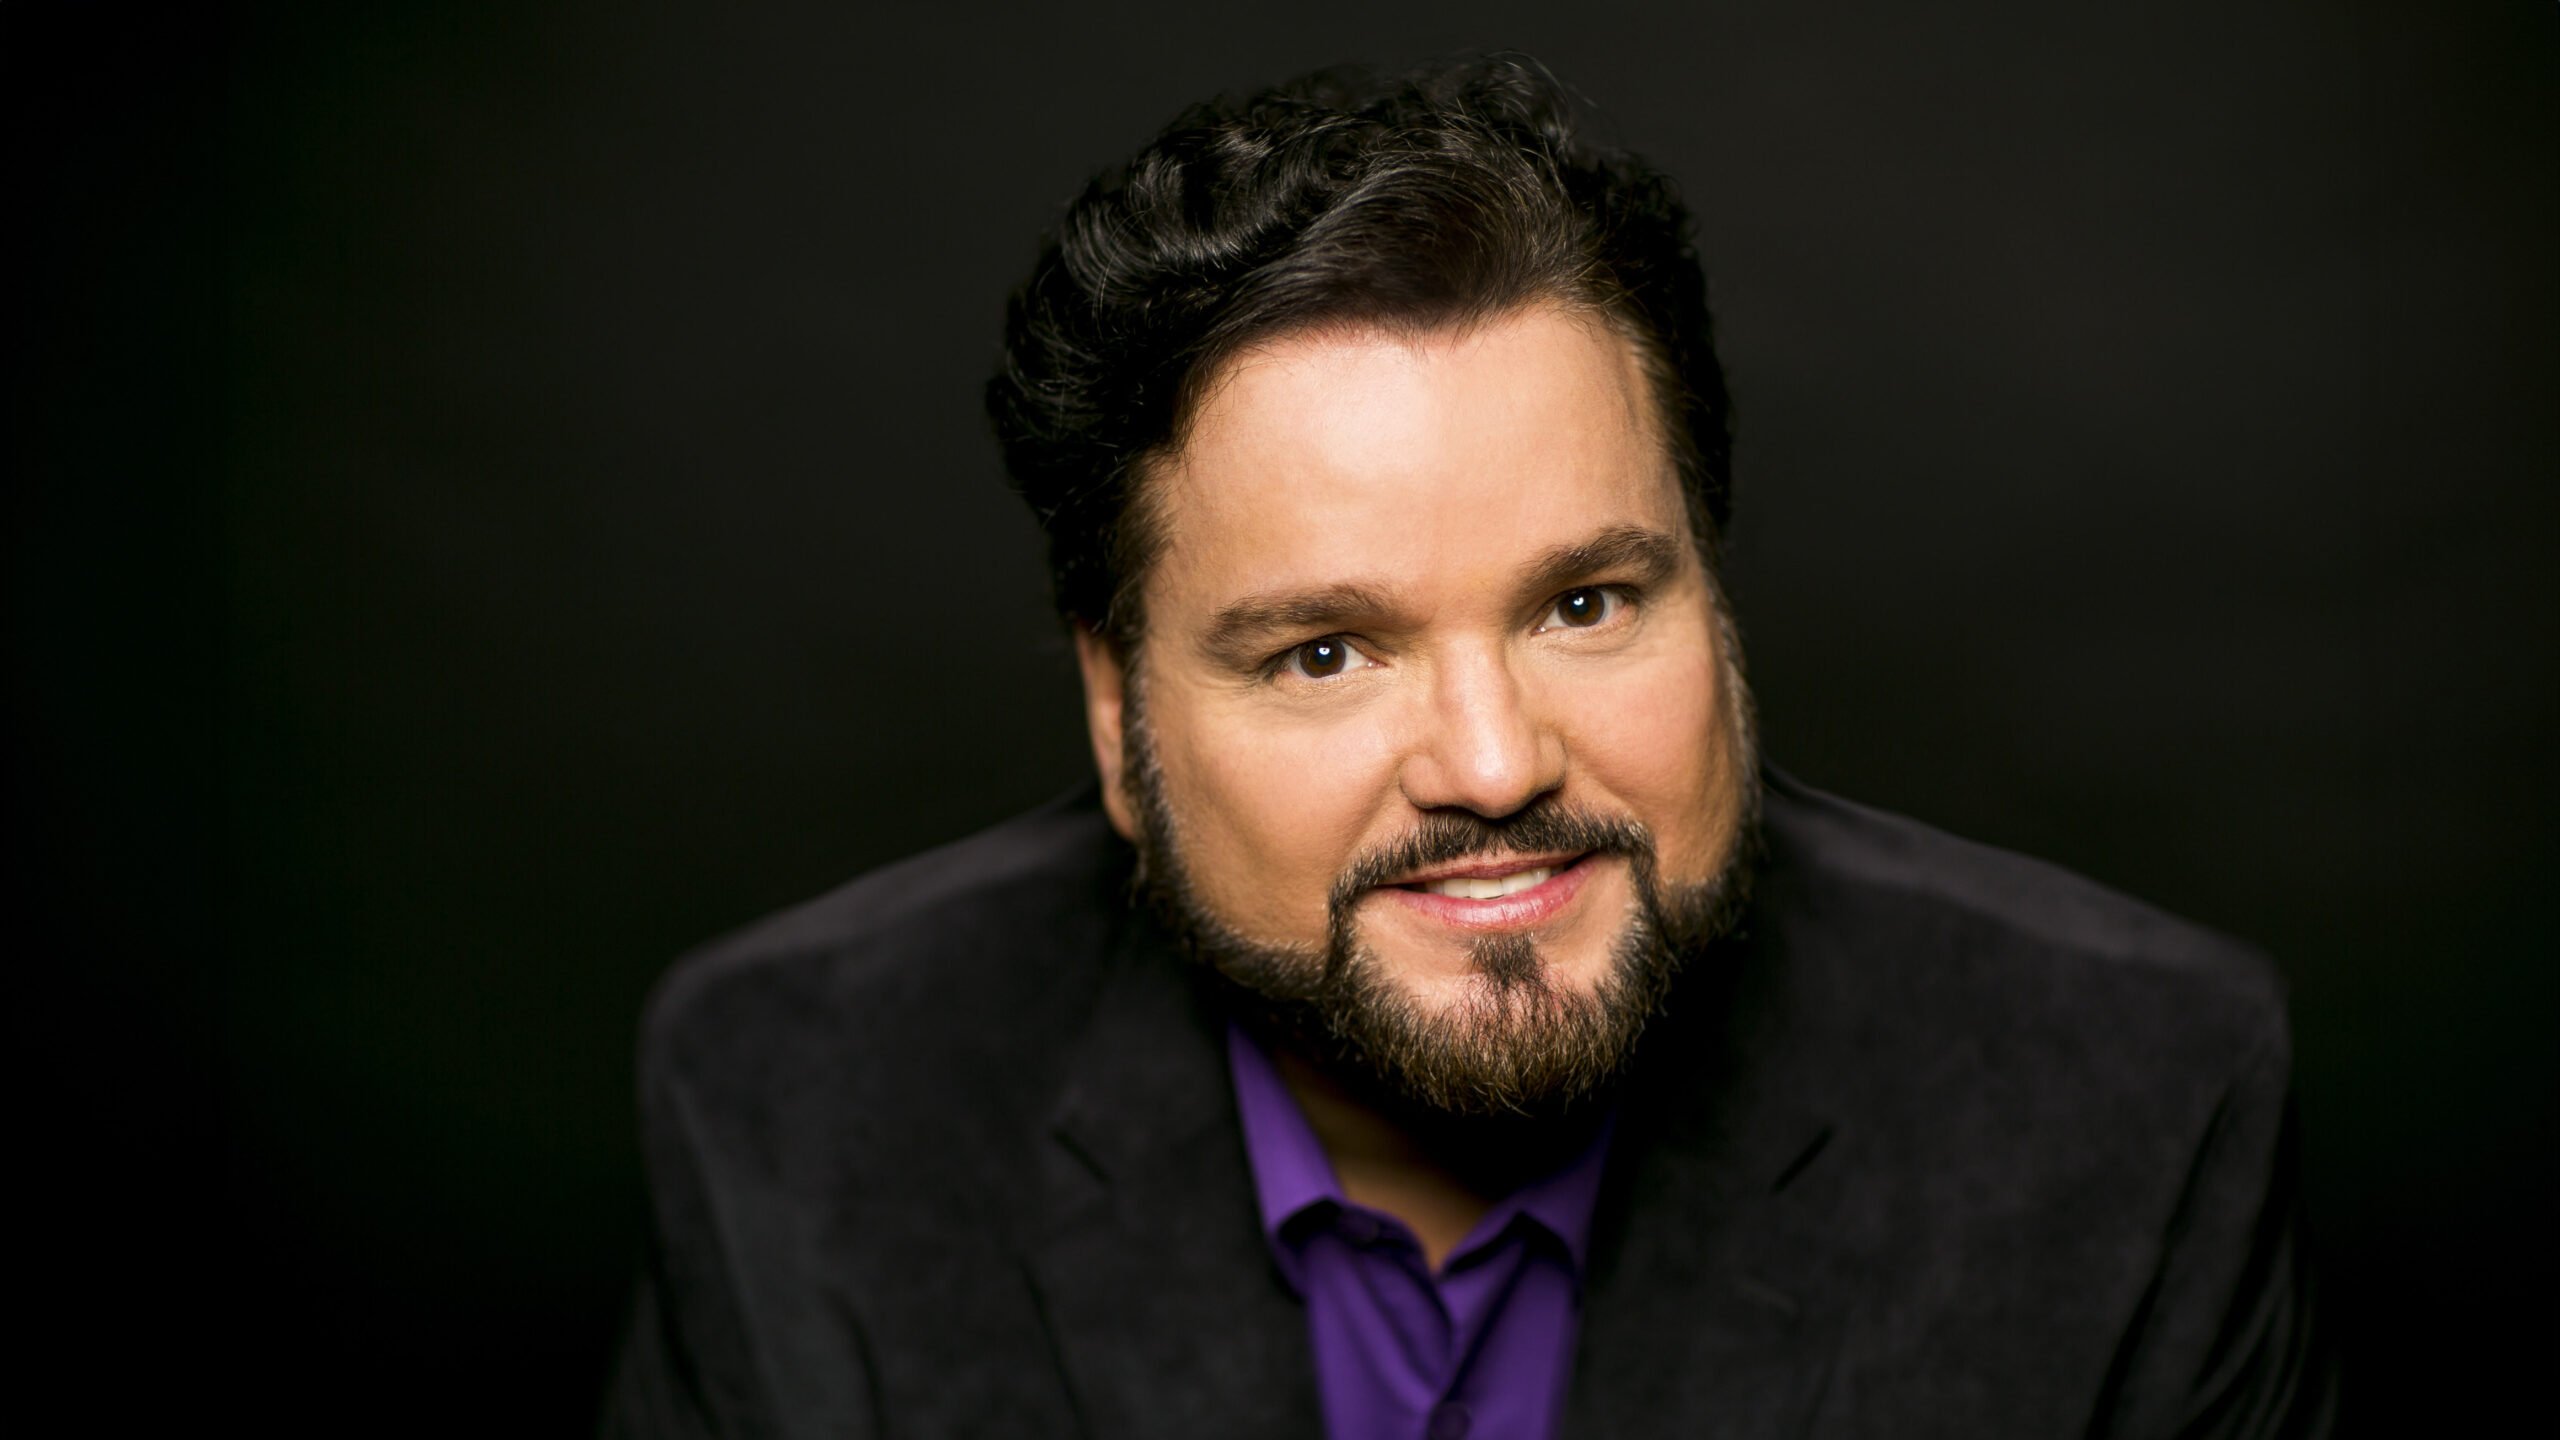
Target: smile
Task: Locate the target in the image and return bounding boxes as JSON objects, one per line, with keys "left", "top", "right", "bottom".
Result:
{"left": 1380, "top": 851, "right": 1599, "bottom": 930}
{"left": 1414, "top": 866, "right": 1554, "bottom": 899}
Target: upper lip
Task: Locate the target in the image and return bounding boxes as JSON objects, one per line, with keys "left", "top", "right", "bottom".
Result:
{"left": 1388, "top": 851, "right": 1590, "bottom": 887}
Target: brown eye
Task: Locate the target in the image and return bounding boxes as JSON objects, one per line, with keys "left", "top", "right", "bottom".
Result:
{"left": 1297, "top": 638, "right": 1350, "bottom": 677}
{"left": 1554, "top": 587, "right": 1610, "bottom": 627}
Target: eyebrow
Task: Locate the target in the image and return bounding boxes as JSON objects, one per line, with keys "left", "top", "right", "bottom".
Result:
{"left": 1200, "top": 582, "right": 1399, "bottom": 670}
{"left": 1195, "top": 523, "right": 1687, "bottom": 669}
{"left": 1517, "top": 524, "right": 1685, "bottom": 598}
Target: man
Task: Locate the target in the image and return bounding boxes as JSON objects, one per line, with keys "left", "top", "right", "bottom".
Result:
{"left": 605, "top": 56, "right": 2330, "bottom": 1439}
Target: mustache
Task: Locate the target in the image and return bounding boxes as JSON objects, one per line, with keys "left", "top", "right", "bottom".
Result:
{"left": 1328, "top": 802, "right": 1658, "bottom": 912}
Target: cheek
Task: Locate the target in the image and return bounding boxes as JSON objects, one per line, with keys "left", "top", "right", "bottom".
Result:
{"left": 1156, "top": 700, "right": 1403, "bottom": 940}
{"left": 1562, "top": 645, "right": 1736, "bottom": 875}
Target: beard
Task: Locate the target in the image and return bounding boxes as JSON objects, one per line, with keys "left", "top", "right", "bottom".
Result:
{"left": 1118, "top": 651, "right": 1761, "bottom": 1121}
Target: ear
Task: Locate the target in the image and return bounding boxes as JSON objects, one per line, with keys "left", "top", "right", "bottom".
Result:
{"left": 1072, "top": 625, "right": 1140, "bottom": 842}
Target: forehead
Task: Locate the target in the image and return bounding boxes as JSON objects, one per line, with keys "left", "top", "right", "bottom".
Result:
{"left": 1150, "top": 306, "right": 1682, "bottom": 621}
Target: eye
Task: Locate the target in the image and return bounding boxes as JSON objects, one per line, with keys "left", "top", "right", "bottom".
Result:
{"left": 1283, "top": 636, "right": 1373, "bottom": 681}
{"left": 1543, "top": 586, "right": 1621, "bottom": 630}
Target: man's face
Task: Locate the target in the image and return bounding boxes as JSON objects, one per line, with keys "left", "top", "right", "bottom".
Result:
{"left": 1077, "top": 303, "right": 1755, "bottom": 1113}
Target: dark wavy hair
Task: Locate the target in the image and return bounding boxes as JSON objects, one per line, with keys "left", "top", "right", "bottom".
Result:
{"left": 986, "top": 53, "right": 1732, "bottom": 651}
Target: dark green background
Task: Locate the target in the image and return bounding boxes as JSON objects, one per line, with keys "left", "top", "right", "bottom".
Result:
{"left": 10, "top": 2, "right": 2552, "bottom": 1432}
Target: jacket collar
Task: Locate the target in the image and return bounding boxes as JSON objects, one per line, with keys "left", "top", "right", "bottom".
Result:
{"left": 1018, "top": 904, "right": 1324, "bottom": 1439}
{"left": 1565, "top": 846, "right": 1850, "bottom": 1439}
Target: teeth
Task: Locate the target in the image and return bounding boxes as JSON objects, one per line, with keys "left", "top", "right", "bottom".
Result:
{"left": 1423, "top": 866, "right": 1552, "bottom": 900}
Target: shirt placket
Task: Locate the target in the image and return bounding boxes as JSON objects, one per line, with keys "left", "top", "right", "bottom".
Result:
{"left": 1423, "top": 1218, "right": 1537, "bottom": 1440}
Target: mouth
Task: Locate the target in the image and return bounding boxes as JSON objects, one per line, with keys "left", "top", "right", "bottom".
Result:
{"left": 1390, "top": 849, "right": 1589, "bottom": 896}
{"left": 1376, "top": 850, "right": 1601, "bottom": 930}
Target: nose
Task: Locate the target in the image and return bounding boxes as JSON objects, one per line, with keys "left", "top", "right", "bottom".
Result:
{"left": 1396, "top": 644, "right": 1565, "bottom": 819}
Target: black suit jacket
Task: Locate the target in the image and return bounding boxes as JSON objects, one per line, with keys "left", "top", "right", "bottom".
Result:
{"left": 604, "top": 770, "right": 2331, "bottom": 1437}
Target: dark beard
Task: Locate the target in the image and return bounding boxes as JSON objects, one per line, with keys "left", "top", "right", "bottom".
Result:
{"left": 1120, "top": 700, "right": 1759, "bottom": 1120}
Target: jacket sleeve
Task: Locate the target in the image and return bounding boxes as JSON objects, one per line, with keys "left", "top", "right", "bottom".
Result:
{"left": 2097, "top": 1029, "right": 2338, "bottom": 1440}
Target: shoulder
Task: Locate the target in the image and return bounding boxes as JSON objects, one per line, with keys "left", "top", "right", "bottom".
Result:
{"left": 636, "top": 788, "right": 1131, "bottom": 1181}
{"left": 1754, "top": 767, "right": 2289, "bottom": 1092}
{"left": 1709, "top": 773, "right": 2319, "bottom": 1422}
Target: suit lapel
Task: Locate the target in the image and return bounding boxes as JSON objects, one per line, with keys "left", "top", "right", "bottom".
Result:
{"left": 1564, "top": 917, "right": 1849, "bottom": 1440}
{"left": 1019, "top": 915, "right": 1322, "bottom": 1439}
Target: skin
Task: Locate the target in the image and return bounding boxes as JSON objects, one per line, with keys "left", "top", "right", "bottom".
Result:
{"left": 1074, "top": 303, "right": 1751, "bottom": 1268}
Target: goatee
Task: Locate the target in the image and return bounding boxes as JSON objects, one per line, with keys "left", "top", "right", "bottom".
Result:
{"left": 1121, "top": 703, "right": 1759, "bottom": 1120}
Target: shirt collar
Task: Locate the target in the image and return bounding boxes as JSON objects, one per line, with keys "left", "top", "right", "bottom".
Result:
{"left": 1225, "top": 1020, "right": 1615, "bottom": 1274}
{"left": 1493, "top": 1103, "right": 1614, "bottom": 1274}
{"left": 1226, "top": 1019, "right": 1346, "bottom": 1236}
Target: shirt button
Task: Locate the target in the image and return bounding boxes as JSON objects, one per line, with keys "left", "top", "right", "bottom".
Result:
{"left": 1427, "top": 1401, "right": 1472, "bottom": 1440}
{"left": 1338, "top": 1210, "right": 1381, "bottom": 1246}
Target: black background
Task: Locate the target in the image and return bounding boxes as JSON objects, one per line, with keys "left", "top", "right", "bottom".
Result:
{"left": 8, "top": 2, "right": 2552, "bottom": 1433}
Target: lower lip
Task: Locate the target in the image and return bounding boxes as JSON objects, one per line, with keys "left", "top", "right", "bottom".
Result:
{"left": 1377, "top": 854, "right": 1600, "bottom": 931}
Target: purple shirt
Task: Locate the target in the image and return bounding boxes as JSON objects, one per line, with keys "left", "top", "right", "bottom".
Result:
{"left": 1226, "top": 1023, "right": 1614, "bottom": 1440}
